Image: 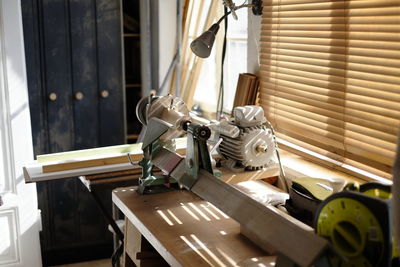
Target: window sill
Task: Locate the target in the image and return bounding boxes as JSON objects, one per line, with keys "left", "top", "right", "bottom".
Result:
{"left": 279, "top": 149, "right": 366, "bottom": 186}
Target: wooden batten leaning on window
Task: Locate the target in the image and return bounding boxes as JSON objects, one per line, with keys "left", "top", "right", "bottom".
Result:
{"left": 232, "top": 73, "right": 260, "bottom": 109}
{"left": 258, "top": 0, "right": 400, "bottom": 181}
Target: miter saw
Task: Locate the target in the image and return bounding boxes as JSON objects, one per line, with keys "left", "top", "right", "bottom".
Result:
{"left": 134, "top": 94, "right": 281, "bottom": 194}
{"left": 135, "top": 94, "right": 215, "bottom": 194}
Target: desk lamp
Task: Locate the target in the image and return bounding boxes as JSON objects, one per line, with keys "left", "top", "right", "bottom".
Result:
{"left": 190, "top": 0, "right": 262, "bottom": 58}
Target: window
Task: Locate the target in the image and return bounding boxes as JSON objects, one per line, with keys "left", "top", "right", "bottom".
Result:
{"left": 0, "top": 57, "right": 13, "bottom": 194}
{"left": 192, "top": 5, "right": 249, "bottom": 116}
{"left": 259, "top": 0, "right": 400, "bottom": 181}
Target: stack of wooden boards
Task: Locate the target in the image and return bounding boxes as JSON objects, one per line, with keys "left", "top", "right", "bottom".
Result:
{"left": 23, "top": 137, "right": 280, "bottom": 185}
{"left": 37, "top": 140, "right": 186, "bottom": 174}
{"left": 232, "top": 73, "right": 260, "bottom": 110}
{"left": 23, "top": 139, "right": 186, "bottom": 183}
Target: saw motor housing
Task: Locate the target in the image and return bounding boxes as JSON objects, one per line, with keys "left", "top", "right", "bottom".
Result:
{"left": 211, "top": 106, "right": 276, "bottom": 171}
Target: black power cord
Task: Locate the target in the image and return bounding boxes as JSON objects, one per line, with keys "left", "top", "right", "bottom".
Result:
{"left": 217, "top": 6, "right": 229, "bottom": 119}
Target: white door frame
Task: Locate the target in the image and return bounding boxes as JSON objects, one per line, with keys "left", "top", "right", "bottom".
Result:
{"left": 0, "top": 0, "right": 42, "bottom": 266}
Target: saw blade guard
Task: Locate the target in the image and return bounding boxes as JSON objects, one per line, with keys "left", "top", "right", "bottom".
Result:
{"left": 136, "top": 94, "right": 191, "bottom": 141}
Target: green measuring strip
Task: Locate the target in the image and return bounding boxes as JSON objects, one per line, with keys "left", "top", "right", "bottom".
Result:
{"left": 37, "top": 137, "right": 187, "bottom": 163}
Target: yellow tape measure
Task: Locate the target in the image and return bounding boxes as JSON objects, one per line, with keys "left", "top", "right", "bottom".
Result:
{"left": 315, "top": 183, "right": 395, "bottom": 266}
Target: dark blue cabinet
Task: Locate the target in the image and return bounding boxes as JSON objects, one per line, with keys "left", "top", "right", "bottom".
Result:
{"left": 21, "top": 0, "right": 125, "bottom": 265}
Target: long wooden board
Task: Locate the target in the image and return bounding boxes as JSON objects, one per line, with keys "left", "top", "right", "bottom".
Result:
{"left": 179, "top": 169, "right": 329, "bottom": 267}
{"left": 23, "top": 162, "right": 136, "bottom": 183}
{"left": 37, "top": 143, "right": 141, "bottom": 163}
{"left": 24, "top": 159, "right": 280, "bottom": 186}
{"left": 219, "top": 165, "right": 279, "bottom": 184}
{"left": 40, "top": 138, "right": 187, "bottom": 173}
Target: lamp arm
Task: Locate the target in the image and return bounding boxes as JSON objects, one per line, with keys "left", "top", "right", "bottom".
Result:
{"left": 190, "top": 3, "right": 255, "bottom": 58}
{"left": 216, "top": 4, "right": 254, "bottom": 24}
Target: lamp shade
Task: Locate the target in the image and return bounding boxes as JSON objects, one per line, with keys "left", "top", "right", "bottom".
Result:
{"left": 190, "top": 24, "right": 220, "bottom": 58}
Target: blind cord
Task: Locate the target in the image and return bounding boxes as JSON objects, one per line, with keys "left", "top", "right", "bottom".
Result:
{"left": 265, "top": 120, "right": 289, "bottom": 193}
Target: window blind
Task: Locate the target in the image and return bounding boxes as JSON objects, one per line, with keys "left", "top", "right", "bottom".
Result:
{"left": 259, "top": 0, "right": 400, "bottom": 180}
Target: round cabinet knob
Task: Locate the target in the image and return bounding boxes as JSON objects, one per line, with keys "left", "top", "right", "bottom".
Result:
{"left": 100, "top": 90, "right": 109, "bottom": 98}
{"left": 49, "top": 92, "right": 57, "bottom": 101}
{"left": 75, "top": 92, "right": 84, "bottom": 100}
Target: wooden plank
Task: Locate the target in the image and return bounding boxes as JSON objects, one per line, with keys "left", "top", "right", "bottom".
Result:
{"left": 25, "top": 158, "right": 278, "bottom": 186}
{"left": 88, "top": 175, "right": 139, "bottom": 185}
{"left": 42, "top": 154, "right": 137, "bottom": 173}
{"left": 84, "top": 169, "right": 143, "bottom": 180}
{"left": 190, "top": 169, "right": 330, "bottom": 267}
{"left": 124, "top": 218, "right": 142, "bottom": 267}
{"left": 220, "top": 164, "right": 280, "bottom": 184}
{"left": 39, "top": 138, "right": 186, "bottom": 173}
{"left": 24, "top": 162, "right": 137, "bottom": 183}
{"left": 124, "top": 220, "right": 169, "bottom": 267}
{"left": 112, "top": 187, "right": 274, "bottom": 267}
{"left": 37, "top": 143, "right": 142, "bottom": 163}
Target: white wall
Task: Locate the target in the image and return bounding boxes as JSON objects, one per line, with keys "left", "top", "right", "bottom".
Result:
{"left": 157, "top": 0, "right": 178, "bottom": 96}
{"left": 247, "top": 8, "right": 261, "bottom": 74}
{"left": 0, "top": 0, "right": 42, "bottom": 266}
{"left": 140, "top": 0, "right": 178, "bottom": 96}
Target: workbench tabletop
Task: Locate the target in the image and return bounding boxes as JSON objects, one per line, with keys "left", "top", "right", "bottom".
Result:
{"left": 112, "top": 187, "right": 274, "bottom": 266}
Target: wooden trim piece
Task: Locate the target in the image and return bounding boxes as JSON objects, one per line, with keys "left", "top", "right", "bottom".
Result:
{"left": 190, "top": 169, "right": 329, "bottom": 267}
{"left": 37, "top": 143, "right": 141, "bottom": 163}
{"left": 40, "top": 138, "right": 187, "bottom": 173}
{"left": 220, "top": 164, "right": 280, "bottom": 184}
{"left": 42, "top": 154, "right": 139, "bottom": 173}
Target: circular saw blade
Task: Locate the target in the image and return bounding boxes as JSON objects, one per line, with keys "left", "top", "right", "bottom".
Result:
{"left": 136, "top": 95, "right": 160, "bottom": 126}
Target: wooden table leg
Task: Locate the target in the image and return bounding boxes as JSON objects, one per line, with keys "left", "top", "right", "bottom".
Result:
{"left": 123, "top": 218, "right": 168, "bottom": 267}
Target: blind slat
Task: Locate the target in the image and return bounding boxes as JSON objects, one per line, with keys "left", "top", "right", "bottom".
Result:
{"left": 260, "top": 76, "right": 400, "bottom": 102}
{"left": 279, "top": 134, "right": 392, "bottom": 179}
{"left": 263, "top": 0, "right": 400, "bottom": 11}
{"left": 260, "top": 38, "right": 400, "bottom": 52}
{"left": 261, "top": 54, "right": 400, "bottom": 77}
{"left": 260, "top": 78, "right": 400, "bottom": 112}
{"left": 264, "top": 0, "right": 394, "bottom": 6}
{"left": 260, "top": 49, "right": 400, "bottom": 69}
{"left": 261, "top": 95, "right": 397, "bottom": 136}
{"left": 261, "top": 69, "right": 400, "bottom": 98}
{"left": 273, "top": 108, "right": 396, "bottom": 151}
{"left": 265, "top": 102, "right": 397, "bottom": 144}
{"left": 263, "top": 16, "right": 400, "bottom": 25}
{"left": 266, "top": 83, "right": 400, "bottom": 119}
{"left": 275, "top": 121, "right": 393, "bottom": 171}
{"left": 262, "top": 30, "right": 400, "bottom": 42}
{"left": 261, "top": 59, "right": 400, "bottom": 85}
{"left": 262, "top": 6, "right": 400, "bottom": 18}
{"left": 261, "top": 75, "right": 400, "bottom": 120}
{"left": 264, "top": 24, "right": 400, "bottom": 33}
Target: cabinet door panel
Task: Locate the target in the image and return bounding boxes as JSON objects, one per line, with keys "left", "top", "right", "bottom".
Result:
{"left": 42, "top": 0, "right": 74, "bottom": 153}
{"left": 51, "top": 178, "right": 78, "bottom": 244}
{"left": 21, "top": 0, "right": 49, "bottom": 155}
{"left": 70, "top": 0, "right": 99, "bottom": 150}
{"left": 97, "top": 0, "right": 125, "bottom": 146}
